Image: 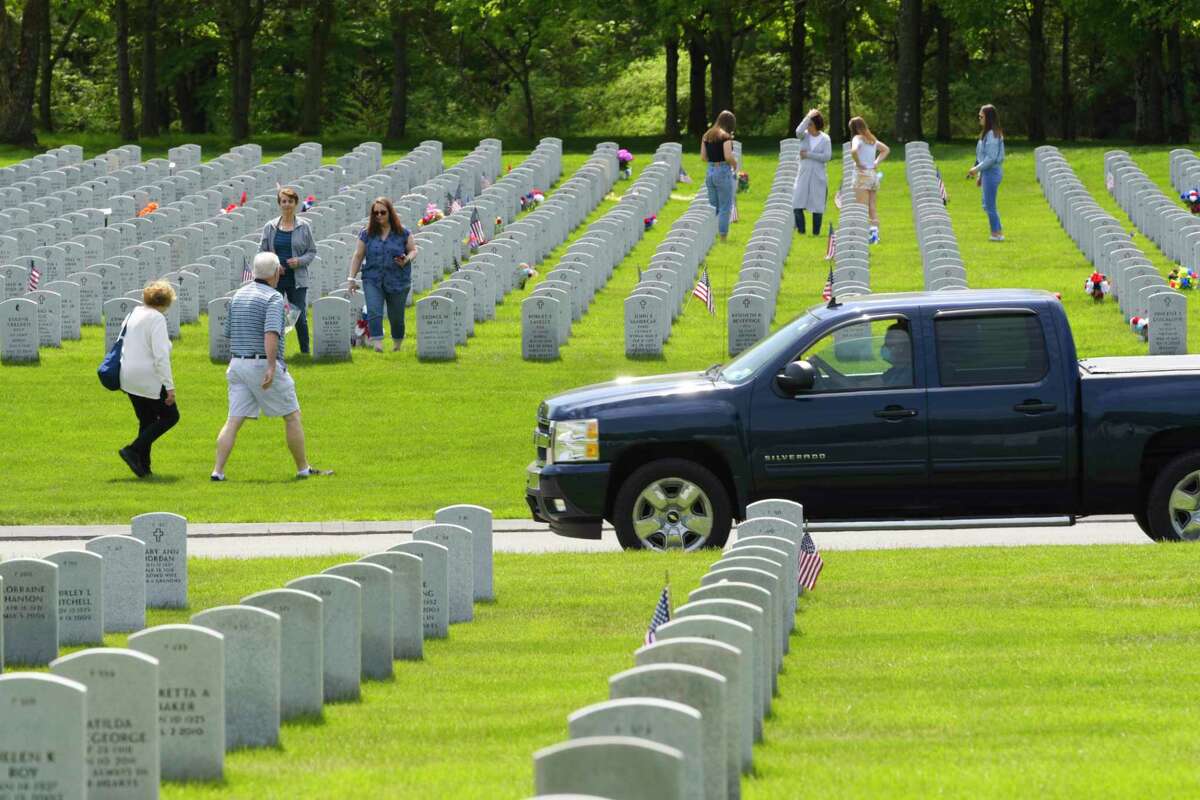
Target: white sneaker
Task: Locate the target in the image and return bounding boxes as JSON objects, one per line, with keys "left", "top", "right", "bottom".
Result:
{"left": 990, "top": 234, "right": 1006, "bottom": 242}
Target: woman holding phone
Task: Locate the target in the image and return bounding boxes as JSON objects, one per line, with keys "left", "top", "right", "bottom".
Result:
{"left": 348, "top": 197, "right": 417, "bottom": 352}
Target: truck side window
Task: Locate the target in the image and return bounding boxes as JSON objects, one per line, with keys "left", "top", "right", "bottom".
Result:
{"left": 934, "top": 314, "right": 1048, "bottom": 386}
{"left": 798, "top": 319, "right": 913, "bottom": 392}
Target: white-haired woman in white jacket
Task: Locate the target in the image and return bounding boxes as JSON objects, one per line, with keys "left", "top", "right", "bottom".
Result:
{"left": 792, "top": 108, "right": 832, "bottom": 236}
{"left": 117, "top": 280, "right": 178, "bottom": 478}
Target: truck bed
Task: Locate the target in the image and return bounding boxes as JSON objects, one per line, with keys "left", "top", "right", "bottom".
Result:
{"left": 1080, "top": 355, "right": 1200, "bottom": 375}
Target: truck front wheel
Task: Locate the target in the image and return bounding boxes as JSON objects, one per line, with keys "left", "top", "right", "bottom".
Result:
{"left": 1145, "top": 451, "right": 1200, "bottom": 542}
{"left": 612, "top": 459, "right": 731, "bottom": 551}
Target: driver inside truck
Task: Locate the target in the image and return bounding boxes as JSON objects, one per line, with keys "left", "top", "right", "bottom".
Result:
{"left": 880, "top": 322, "right": 913, "bottom": 387}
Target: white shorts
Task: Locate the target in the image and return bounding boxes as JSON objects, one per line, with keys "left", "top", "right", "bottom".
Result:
{"left": 226, "top": 358, "right": 300, "bottom": 419}
{"left": 854, "top": 168, "right": 880, "bottom": 192}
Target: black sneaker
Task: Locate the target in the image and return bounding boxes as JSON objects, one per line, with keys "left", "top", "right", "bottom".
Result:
{"left": 119, "top": 447, "right": 148, "bottom": 478}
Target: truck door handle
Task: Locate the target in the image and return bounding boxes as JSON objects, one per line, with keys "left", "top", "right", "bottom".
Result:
{"left": 874, "top": 405, "right": 918, "bottom": 420}
{"left": 1013, "top": 400, "right": 1057, "bottom": 414}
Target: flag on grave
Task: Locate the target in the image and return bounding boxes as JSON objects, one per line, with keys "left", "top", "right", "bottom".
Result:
{"left": 27, "top": 264, "right": 40, "bottom": 292}
{"left": 798, "top": 531, "right": 824, "bottom": 590}
{"left": 937, "top": 169, "right": 948, "bottom": 205}
{"left": 645, "top": 583, "right": 671, "bottom": 645}
{"left": 821, "top": 266, "right": 832, "bottom": 302}
{"left": 692, "top": 268, "right": 715, "bottom": 315}
{"left": 241, "top": 256, "right": 252, "bottom": 284}
{"left": 469, "top": 208, "right": 486, "bottom": 247}
{"left": 824, "top": 227, "right": 837, "bottom": 261}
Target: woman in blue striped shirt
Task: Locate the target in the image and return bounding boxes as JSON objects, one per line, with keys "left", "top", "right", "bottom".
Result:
{"left": 968, "top": 104, "right": 1006, "bottom": 242}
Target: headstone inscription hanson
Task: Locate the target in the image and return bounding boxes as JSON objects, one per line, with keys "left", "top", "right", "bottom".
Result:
{"left": 0, "top": 558, "right": 58, "bottom": 665}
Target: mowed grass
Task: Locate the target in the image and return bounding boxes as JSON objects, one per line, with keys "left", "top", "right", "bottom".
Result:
{"left": 0, "top": 140, "right": 1194, "bottom": 524}
{"left": 17, "top": 545, "right": 1197, "bottom": 798}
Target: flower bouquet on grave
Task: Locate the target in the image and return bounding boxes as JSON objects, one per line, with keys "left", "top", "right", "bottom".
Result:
{"left": 1180, "top": 189, "right": 1200, "bottom": 215}
{"left": 1168, "top": 268, "right": 1198, "bottom": 290}
{"left": 644, "top": 213, "right": 657, "bottom": 231}
{"left": 495, "top": 216, "right": 504, "bottom": 234}
{"left": 1130, "top": 315, "right": 1149, "bottom": 340}
{"left": 737, "top": 171, "right": 750, "bottom": 192}
{"left": 420, "top": 202, "right": 443, "bottom": 226}
{"left": 618, "top": 149, "right": 634, "bottom": 180}
{"left": 137, "top": 201, "right": 159, "bottom": 217}
{"left": 301, "top": 195, "right": 316, "bottom": 212}
{"left": 1084, "top": 271, "right": 1110, "bottom": 302}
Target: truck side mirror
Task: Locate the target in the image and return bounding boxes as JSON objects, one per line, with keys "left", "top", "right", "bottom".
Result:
{"left": 776, "top": 360, "right": 816, "bottom": 395}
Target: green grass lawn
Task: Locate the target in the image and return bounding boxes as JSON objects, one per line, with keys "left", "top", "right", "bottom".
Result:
{"left": 0, "top": 139, "right": 1194, "bottom": 524}
{"left": 20, "top": 545, "right": 1198, "bottom": 798}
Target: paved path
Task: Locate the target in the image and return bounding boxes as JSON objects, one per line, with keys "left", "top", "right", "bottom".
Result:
{"left": 0, "top": 516, "right": 1150, "bottom": 559}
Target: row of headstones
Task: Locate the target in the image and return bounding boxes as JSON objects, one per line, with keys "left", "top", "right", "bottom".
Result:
{"left": 519, "top": 143, "right": 640, "bottom": 360}
{"left": 1034, "top": 146, "right": 1187, "bottom": 355}
{"left": 0, "top": 504, "right": 495, "bottom": 798}
{"left": 531, "top": 499, "right": 810, "bottom": 800}
{"left": 828, "top": 202, "right": 872, "bottom": 301}
{"left": 414, "top": 139, "right": 599, "bottom": 362}
{"left": 624, "top": 193, "right": 717, "bottom": 357}
{"left": 0, "top": 143, "right": 126, "bottom": 210}
{"left": 1168, "top": 148, "right": 1200, "bottom": 196}
{"left": 724, "top": 141, "right": 794, "bottom": 357}
{"left": 1105, "top": 150, "right": 1200, "bottom": 273}
{"left": 1, "top": 513, "right": 190, "bottom": 668}
{"left": 404, "top": 139, "right": 571, "bottom": 361}
{"left": 903, "top": 142, "right": 968, "bottom": 292}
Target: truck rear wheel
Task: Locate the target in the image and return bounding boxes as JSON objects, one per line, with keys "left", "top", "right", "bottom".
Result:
{"left": 613, "top": 459, "right": 731, "bottom": 551}
{"left": 1145, "top": 451, "right": 1200, "bottom": 542}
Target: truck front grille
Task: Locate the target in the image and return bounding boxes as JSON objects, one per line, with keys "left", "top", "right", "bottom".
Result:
{"left": 534, "top": 413, "right": 551, "bottom": 466}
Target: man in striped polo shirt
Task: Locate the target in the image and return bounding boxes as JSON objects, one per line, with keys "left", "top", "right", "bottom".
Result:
{"left": 210, "top": 252, "right": 332, "bottom": 481}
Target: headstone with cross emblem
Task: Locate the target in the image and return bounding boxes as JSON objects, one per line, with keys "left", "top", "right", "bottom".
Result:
{"left": 130, "top": 513, "right": 188, "bottom": 609}
{"left": 416, "top": 295, "right": 456, "bottom": 361}
{"left": 521, "top": 295, "right": 560, "bottom": 360}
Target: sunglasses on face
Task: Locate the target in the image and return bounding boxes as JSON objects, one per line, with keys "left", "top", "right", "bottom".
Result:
{"left": 373, "top": 210, "right": 388, "bottom": 216}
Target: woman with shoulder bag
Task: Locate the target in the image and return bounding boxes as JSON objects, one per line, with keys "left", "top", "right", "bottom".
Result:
{"left": 117, "top": 281, "right": 179, "bottom": 477}
{"left": 260, "top": 187, "right": 317, "bottom": 355}
{"left": 347, "top": 197, "right": 417, "bottom": 352}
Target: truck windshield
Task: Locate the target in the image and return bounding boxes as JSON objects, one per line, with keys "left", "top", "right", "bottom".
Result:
{"left": 719, "top": 313, "right": 820, "bottom": 384}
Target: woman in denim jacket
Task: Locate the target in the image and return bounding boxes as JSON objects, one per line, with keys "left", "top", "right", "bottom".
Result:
{"left": 347, "top": 197, "right": 417, "bottom": 352}
{"left": 259, "top": 187, "right": 318, "bottom": 353}
{"left": 968, "top": 104, "right": 1006, "bottom": 242}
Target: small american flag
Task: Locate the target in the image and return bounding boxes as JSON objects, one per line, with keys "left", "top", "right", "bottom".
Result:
{"left": 27, "top": 264, "right": 40, "bottom": 292}
{"left": 644, "top": 584, "right": 671, "bottom": 645}
{"left": 798, "top": 531, "right": 824, "bottom": 590}
{"left": 692, "top": 268, "right": 714, "bottom": 314}
{"left": 241, "top": 256, "right": 252, "bottom": 284}
{"left": 824, "top": 227, "right": 836, "bottom": 260}
{"left": 450, "top": 198, "right": 464, "bottom": 215}
{"left": 821, "top": 270, "right": 832, "bottom": 302}
{"left": 937, "top": 169, "right": 948, "bottom": 205}
{"left": 468, "top": 208, "right": 486, "bottom": 247}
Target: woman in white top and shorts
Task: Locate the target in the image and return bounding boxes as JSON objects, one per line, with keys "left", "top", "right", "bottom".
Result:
{"left": 849, "top": 116, "right": 890, "bottom": 238}
{"left": 117, "top": 281, "right": 179, "bottom": 477}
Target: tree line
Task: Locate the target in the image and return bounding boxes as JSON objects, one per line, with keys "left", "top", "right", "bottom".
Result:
{"left": 0, "top": 0, "right": 1197, "bottom": 147}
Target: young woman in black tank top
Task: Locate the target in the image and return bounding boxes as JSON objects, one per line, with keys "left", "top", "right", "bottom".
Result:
{"left": 701, "top": 109, "right": 737, "bottom": 241}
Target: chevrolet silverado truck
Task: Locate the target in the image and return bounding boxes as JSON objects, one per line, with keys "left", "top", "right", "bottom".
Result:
{"left": 526, "top": 289, "right": 1200, "bottom": 549}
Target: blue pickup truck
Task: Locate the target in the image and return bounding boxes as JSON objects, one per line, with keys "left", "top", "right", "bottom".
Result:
{"left": 526, "top": 289, "right": 1200, "bottom": 549}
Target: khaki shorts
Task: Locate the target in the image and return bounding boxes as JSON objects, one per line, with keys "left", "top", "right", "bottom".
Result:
{"left": 854, "top": 168, "right": 880, "bottom": 192}
{"left": 226, "top": 358, "right": 300, "bottom": 419}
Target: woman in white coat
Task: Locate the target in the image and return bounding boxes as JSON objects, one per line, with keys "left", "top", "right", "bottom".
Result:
{"left": 117, "top": 281, "right": 179, "bottom": 477}
{"left": 792, "top": 108, "right": 832, "bottom": 236}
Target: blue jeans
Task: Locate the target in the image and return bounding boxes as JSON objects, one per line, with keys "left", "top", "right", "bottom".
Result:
{"left": 362, "top": 275, "right": 409, "bottom": 340}
{"left": 275, "top": 276, "right": 309, "bottom": 354}
{"left": 705, "top": 163, "right": 735, "bottom": 236}
{"left": 981, "top": 167, "right": 1002, "bottom": 234}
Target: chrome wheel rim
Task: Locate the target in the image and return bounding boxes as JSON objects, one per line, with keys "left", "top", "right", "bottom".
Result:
{"left": 1169, "top": 470, "right": 1200, "bottom": 541}
{"left": 631, "top": 478, "right": 714, "bottom": 551}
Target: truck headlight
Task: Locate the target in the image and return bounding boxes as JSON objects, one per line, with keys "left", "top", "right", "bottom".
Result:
{"left": 550, "top": 419, "right": 599, "bottom": 463}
